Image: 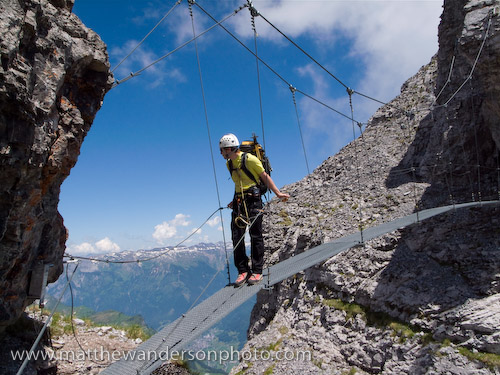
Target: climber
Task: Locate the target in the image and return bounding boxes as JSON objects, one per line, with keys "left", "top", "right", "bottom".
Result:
{"left": 219, "top": 133, "right": 289, "bottom": 286}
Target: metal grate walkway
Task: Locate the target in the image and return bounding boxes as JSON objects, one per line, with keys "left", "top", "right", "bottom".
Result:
{"left": 101, "top": 200, "right": 498, "bottom": 375}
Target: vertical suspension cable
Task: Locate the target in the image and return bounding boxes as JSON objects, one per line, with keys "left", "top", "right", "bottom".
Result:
{"left": 248, "top": 1, "right": 272, "bottom": 289}
{"left": 188, "top": 1, "right": 231, "bottom": 285}
{"left": 443, "top": 112, "right": 456, "bottom": 205}
{"left": 448, "top": 161, "right": 455, "bottom": 206}
{"left": 469, "top": 79, "right": 482, "bottom": 202}
{"left": 411, "top": 167, "right": 420, "bottom": 222}
{"left": 290, "top": 86, "right": 310, "bottom": 175}
{"left": 347, "top": 89, "right": 364, "bottom": 243}
{"left": 248, "top": 2, "right": 266, "bottom": 153}
{"left": 454, "top": 103, "right": 477, "bottom": 202}
{"left": 402, "top": 110, "right": 421, "bottom": 221}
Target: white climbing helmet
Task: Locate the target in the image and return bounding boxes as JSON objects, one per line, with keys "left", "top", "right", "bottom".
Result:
{"left": 219, "top": 133, "right": 239, "bottom": 149}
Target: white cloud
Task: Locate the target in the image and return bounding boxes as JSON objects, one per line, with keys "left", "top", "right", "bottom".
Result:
{"left": 95, "top": 237, "right": 121, "bottom": 252}
{"left": 207, "top": 216, "right": 220, "bottom": 227}
{"left": 234, "top": 1, "right": 442, "bottom": 99}
{"left": 153, "top": 213, "right": 191, "bottom": 244}
{"left": 68, "top": 242, "right": 96, "bottom": 255}
{"left": 67, "top": 237, "right": 120, "bottom": 256}
{"left": 172, "top": 213, "right": 191, "bottom": 226}
{"left": 153, "top": 222, "right": 177, "bottom": 243}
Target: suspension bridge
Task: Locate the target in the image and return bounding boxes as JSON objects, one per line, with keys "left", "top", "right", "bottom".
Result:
{"left": 15, "top": 1, "right": 499, "bottom": 375}
{"left": 100, "top": 200, "right": 499, "bottom": 375}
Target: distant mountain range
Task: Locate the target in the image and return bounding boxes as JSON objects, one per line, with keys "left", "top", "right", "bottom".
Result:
{"left": 46, "top": 242, "right": 253, "bottom": 373}
{"left": 48, "top": 242, "right": 234, "bottom": 329}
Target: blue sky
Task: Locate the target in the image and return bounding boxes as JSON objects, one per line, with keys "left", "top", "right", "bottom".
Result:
{"left": 61, "top": 0, "right": 443, "bottom": 255}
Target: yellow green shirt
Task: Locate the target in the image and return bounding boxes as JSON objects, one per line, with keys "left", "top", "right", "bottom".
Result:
{"left": 227, "top": 153, "right": 265, "bottom": 193}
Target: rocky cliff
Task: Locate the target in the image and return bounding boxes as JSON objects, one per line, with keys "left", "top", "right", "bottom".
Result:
{"left": 0, "top": 0, "right": 112, "bottom": 334}
{"left": 231, "top": 1, "right": 500, "bottom": 374}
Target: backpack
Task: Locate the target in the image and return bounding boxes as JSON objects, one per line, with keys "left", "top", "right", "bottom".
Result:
{"left": 228, "top": 134, "right": 272, "bottom": 195}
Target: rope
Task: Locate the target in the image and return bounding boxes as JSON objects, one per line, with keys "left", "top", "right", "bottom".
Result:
{"left": 16, "top": 262, "right": 80, "bottom": 375}
{"left": 233, "top": 210, "right": 264, "bottom": 263}
{"left": 188, "top": 0, "right": 232, "bottom": 285}
{"left": 111, "top": 0, "right": 183, "bottom": 74}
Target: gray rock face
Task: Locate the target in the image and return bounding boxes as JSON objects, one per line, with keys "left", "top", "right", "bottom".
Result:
{"left": 0, "top": 0, "right": 112, "bottom": 333}
{"left": 401, "top": 0, "right": 500, "bottom": 203}
{"left": 231, "top": 1, "right": 500, "bottom": 374}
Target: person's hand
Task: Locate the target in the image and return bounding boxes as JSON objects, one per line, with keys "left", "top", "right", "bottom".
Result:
{"left": 276, "top": 192, "right": 290, "bottom": 202}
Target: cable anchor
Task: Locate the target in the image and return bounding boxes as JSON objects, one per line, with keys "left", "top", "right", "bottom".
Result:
{"left": 346, "top": 87, "right": 354, "bottom": 96}
{"left": 405, "top": 110, "right": 415, "bottom": 120}
{"left": 188, "top": 0, "right": 196, "bottom": 18}
{"left": 247, "top": 0, "right": 259, "bottom": 18}
{"left": 289, "top": 85, "right": 297, "bottom": 104}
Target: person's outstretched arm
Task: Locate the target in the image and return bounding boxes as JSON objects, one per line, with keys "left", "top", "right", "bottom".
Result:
{"left": 259, "top": 172, "right": 290, "bottom": 201}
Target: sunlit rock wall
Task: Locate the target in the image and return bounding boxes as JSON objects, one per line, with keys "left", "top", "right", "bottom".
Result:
{"left": 0, "top": 0, "right": 113, "bottom": 333}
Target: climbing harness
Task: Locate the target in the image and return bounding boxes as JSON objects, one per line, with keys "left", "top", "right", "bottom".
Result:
{"left": 232, "top": 169, "right": 258, "bottom": 229}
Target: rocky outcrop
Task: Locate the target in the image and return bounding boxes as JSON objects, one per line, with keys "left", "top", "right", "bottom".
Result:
{"left": 231, "top": 1, "right": 500, "bottom": 374}
{"left": 398, "top": 0, "right": 500, "bottom": 204}
{"left": 0, "top": 308, "right": 190, "bottom": 375}
{"left": 0, "top": 0, "right": 113, "bottom": 334}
